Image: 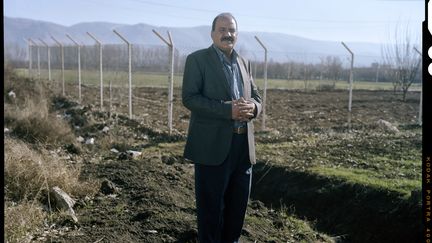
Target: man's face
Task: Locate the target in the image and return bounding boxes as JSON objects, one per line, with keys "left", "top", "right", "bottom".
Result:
{"left": 211, "top": 16, "right": 237, "bottom": 56}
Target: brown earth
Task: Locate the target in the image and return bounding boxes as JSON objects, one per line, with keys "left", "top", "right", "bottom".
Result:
{"left": 79, "top": 85, "right": 421, "bottom": 134}
{"left": 16, "top": 83, "right": 422, "bottom": 242}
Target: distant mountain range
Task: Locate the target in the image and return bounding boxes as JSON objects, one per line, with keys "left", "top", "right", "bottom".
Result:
{"left": 4, "top": 16, "right": 384, "bottom": 66}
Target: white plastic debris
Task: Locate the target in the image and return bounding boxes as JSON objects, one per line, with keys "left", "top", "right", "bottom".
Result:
{"left": 85, "top": 138, "right": 95, "bottom": 145}
{"left": 110, "top": 148, "right": 119, "bottom": 153}
{"left": 102, "top": 126, "right": 110, "bottom": 133}
{"left": 376, "top": 119, "right": 399, "bottom": 133}
{"left": 4, "top": 128, "right": 10, "bottom": 133}
{"left": 76, "top": 136, "right": 85, "bottom": 143}
{"left": 127, "top": 150, "right": 142, "bottom": 158}
{"left": 8, "top": 91, "right": 16, "bottom": 99}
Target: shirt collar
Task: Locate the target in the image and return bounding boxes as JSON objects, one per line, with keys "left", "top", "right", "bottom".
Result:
{"left": 212, "top": 44, "right": 238, "bottom": 64}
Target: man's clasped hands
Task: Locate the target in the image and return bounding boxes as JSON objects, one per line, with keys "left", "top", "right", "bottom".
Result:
{"left": 231, "top": 97, "right": 255, "bottom": 122}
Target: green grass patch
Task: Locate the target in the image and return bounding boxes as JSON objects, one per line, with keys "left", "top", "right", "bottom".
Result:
{"left": 310, "top": 166, "right": 420, "bottom": 197}
{"left": 15, "top": 68, "right": 183, "bottom": 88}
{"left": 16, "top": 68, "right": 421, "bottom": 91}
{"left": 253, "top": 78, "right": 415, "bottom": 91}
{"left": 244, "top": 201, "right": 334, "bottom": 242}
{"left": 256, "top": 128, "right": 421, "bottom": 199}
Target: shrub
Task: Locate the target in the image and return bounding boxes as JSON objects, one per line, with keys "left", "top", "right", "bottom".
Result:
{"left": 318, "top": 83, "right": 336, "bottom": 91}
{"left": 5, "top": 97, "right": 77, "bottom": 146}
{"left": 4, "top": 138, "right": 98, "bottom": 202}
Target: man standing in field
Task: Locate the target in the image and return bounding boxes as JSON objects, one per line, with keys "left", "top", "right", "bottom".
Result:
{"left": 182, "top": 12, "right": 262, "bottom": 242}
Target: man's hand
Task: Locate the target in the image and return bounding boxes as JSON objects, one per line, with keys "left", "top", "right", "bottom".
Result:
{"left": 232, "top": 97, "right": 256, "bottom": 121}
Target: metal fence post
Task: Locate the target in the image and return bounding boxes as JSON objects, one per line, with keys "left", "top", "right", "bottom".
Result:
{"left": 29, "top": 38, "right": 40, "bottom": 80}
{"left": 87, "top": 32, "right": 104, "bottom": 110}
{"left": 39, "top": 38, "right": 51, "bottom": 81}
{"left": 413, "top": 47, "right": 422, "bottom": 126}
{"left": 25, "top": 38, "right": 33, "bottom": 78}
{"left": 66, "top": 34, "right": 82, "bottom": 103}
{"left": 153, "top": 29, "right": 175, "bottom": 134}
{"left": 255, "top": 36, "right": 268, "bottom": 131}
{"left": 51, "top": 36, "right": 65, "bottom": 96}
{"left": 113, "top": 29, "right": 133, "bottom": 119}
{"left": 341, "top": 41, "right": 355, "bottom": 130}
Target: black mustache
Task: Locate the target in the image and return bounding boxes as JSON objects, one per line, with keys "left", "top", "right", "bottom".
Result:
{"left": 221, "top": 36, "right": 234, "bottom": 42}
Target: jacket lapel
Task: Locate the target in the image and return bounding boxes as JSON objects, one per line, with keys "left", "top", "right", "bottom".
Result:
{"left": 237, "top": 56, "right": 251, "bottom": 99}
{"left": 208, "top": 46, "right": 231, "bottom": 98}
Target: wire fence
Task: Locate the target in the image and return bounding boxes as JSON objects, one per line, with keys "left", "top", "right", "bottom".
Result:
{"left": 10, "top": 30, "right": 423, "bottom": 132}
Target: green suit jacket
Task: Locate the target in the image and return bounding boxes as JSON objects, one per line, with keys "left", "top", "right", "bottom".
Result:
{"left": 182, "top": 46, "right": 262, "bottom": 165}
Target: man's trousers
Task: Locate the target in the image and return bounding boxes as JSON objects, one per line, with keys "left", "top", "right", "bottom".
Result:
{"left": 194, "top": 133, "right": 252, "bottom": 243}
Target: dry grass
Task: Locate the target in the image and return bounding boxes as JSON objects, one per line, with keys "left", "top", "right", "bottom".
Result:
{"left": 5, "top": 98, "right": 77, "bottom": 145}
{"left": 4, "top": 137, "right": 99, "bottom": 241}
{"left": 4, "top": 201, "right": 46, "bottom": 243}
{"left": 4, "top": 64, "right": 77, "bottom": 146}
{"left": 4, "top": 64, "right": 44, "bottom": 104}
{"left": 5, "top": 138, "right": 98, "bottom": 201}
{"left": 4, "top": 66, "right": 100, "bottom": 242}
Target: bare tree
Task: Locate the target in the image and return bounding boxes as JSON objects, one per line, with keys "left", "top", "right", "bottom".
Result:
{"left": 301, "top": 63, "right": 314, "bottom": 91}
{"left": 322, "top": 55, "right": 343, "bottom": 82}
{"left": 382, "top": 24, "right": 421, "bottom": 101}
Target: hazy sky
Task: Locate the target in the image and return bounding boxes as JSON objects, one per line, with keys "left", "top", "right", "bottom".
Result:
{"left": 4, "top": 0, "right": 424, "bottom": 44}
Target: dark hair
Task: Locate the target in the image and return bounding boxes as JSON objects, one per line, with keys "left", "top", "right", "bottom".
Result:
{"left": 211, "top": 13, "right": 238, "bottom": 31}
